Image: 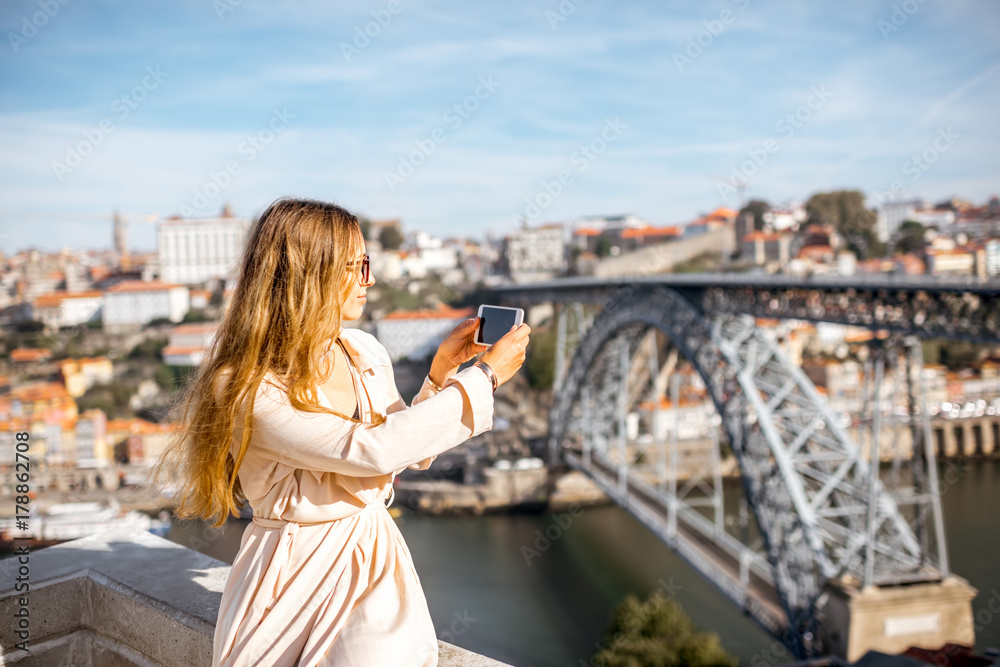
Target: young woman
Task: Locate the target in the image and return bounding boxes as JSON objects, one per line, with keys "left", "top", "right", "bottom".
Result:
{"left": 148, "top": 198, "right": 530, "bottom": 666}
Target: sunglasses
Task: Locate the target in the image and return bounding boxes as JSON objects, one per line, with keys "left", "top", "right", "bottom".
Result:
{"left": 347, "top": 254, "right": 373, "bottom": 286}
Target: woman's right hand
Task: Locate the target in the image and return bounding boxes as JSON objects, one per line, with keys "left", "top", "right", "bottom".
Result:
{"left": 479, "top": 323, "right": 531, "bottom": 387}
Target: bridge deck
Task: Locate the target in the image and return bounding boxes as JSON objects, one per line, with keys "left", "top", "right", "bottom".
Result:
{"left": 565, "top": 449, "right": 788, "bottom": 638}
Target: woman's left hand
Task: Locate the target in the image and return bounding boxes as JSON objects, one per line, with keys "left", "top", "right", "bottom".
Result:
{"left": 435, "top": 317, "right": 488, "bottom": 369}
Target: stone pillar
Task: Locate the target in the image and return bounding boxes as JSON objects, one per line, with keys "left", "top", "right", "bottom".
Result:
{"left": 943, "top": 425, "right": 958, "bottom": 458}
{"left": 983, "top": 419, "right": 997, "bottom": 456}
{"left": 820, "top": 576, "right": 977, "bottom": 663}
{"left": 961, "top": 423, "right": 976, "bottom": 456}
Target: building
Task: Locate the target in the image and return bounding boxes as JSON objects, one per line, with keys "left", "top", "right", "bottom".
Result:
{"left": 683, "top": 208, "right": 737, "bottom": 240}
{"left": 619, "top": 225, "right": 682, "bottom": 251}
{"left": 75, "top": 409, "right": 109, "bottom": 467}
{"left": 742, "top": 232, "right": 791, "bottom": 268}
{"left": 505, "top": 223, "right": 567, "bottom": 282}
{"left": 106, "top": 418, "right": 177, "bottom": 464}
{"left": 377, "top": 304, "right": 476, "bottom": 362}
{"left": 32, "top": 290, "right": 103, "bottom": 330}
{"left": 762, "top": 206, "right": 807, "bottom": 232}
{"left": 162, "top": 322, "right": 218, "bottom": 366}
{"left": 0, "top": 381, "right": 78, "bottom": 424}
{"left": 103, "top": 280, "right": 190, "bottom": 331}
{"left": 189, "top": 289, "right": 213, "bottom": 309}
{"left": 924, "top": 247, "right": 977, "bottom": 277}
{"left": 58, "top": 357, "right": 114, "bottom": 398}
{"left": 875, "top": 199, "right": 923, "bottom": 243}
{"left": 157, "top": 215, "right": 250, "bottom": 285}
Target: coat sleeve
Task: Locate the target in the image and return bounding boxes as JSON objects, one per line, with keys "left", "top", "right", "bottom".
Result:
{"left": 394, "top": 372, "right": 457, "bottom": 472}
{"left": 248, "top": 365, "right": 494, "bottom": 477}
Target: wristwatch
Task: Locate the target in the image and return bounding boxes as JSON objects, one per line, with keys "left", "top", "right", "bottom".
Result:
{"left": 474, "top": 361, "right": 498, "bottom": 393}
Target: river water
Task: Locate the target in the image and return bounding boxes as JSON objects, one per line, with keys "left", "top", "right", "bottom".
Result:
{"left": 167, "top": 459, "right": 1000, "bottom": 666}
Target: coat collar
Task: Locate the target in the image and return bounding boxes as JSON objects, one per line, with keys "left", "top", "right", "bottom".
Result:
{"left": 327, "top": 325, "right": 378, "bottom": 374}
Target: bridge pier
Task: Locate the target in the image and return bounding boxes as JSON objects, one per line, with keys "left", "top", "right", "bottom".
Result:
{"left": 819, "top": 576, "right": 977, "bottom": 663}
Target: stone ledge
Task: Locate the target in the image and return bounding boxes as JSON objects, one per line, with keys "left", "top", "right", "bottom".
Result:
{"left": 0, "top": 526, "right": 512, "bottom": 666}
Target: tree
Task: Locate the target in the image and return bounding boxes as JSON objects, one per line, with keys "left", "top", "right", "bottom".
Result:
{"left": 591, "top": 591, "right": 737, "bottom": 667}
{"left": 739, "top": 199, "right": 770, "bottom": 231}
{"left": 379, "top": 225, "right": 404, "bottom": 250}
{"left": 358, "top": 216, "right": 372, "bottom": 240}
{"left": 804, "top": 190, "right": 884, "bottom": 259}
{"left": 15, "top": 320, "right": 45, "bottom": 333}
{"left": 596, "top": 237, "right": 613, "bottom": 257}
{"left": 525, "top": 325, "right": 555, "bottom": 390}
{"left": 128, "top": 337, "right": 168, "bottom": 361}
{"left": 893, "top": 220, "right": 926, "bottom": 254}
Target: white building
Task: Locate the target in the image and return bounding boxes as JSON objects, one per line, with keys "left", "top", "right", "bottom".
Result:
{"left": 371, "top": 251, "right": 404, "bottom": 281}
{"left": 762, "top": 206, "right": 807, "bottom": 231}
{"left": 162, "top": 322, "right": 218, "bottom": 366}
{"left": 506, "top": 223, "right": 567, "bottom": 281}
{"left": 875, "top": 199, "right": 922, "bottom": 243}
{"left": 874, "top": 200, "right": 953, "bottom": 242}
{"left": 103, "top": 281, "right": 189, "bottom": 331}
{"left": 376, "top": 304, "right": 476, "bottom": 362}
{"left": 32, "top": 290, "right": 103, "bottom": 330}
{"left": 158, "top": 216, "right": 250, "bottom": 285}
{"left": 986, "top": 240, "right": 1000, "bottom": 278}
{"left": 908, "top": 208, "right": 955, "bottom": 229}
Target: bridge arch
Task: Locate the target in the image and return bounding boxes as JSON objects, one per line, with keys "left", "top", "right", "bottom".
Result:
{"left": 548, "top": 285, "right": 936, "bottom": 657}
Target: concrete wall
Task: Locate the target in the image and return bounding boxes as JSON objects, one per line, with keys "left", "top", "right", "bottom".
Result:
{"left": 0, "top": 527, "right": 512, "bottom": 666}
{"left": 593, "top": 226, "right": 734, "bottom": 277}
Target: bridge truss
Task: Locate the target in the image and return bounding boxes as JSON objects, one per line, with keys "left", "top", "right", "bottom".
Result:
{"left": 547, "top": 286, "right": 950, "bottom": 658}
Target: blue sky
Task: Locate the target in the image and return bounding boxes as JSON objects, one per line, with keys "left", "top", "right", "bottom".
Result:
{"left": 1, "top": 0, "right": 998, "bottom": 253}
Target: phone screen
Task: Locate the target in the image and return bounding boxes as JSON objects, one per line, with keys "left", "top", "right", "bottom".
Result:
{"left": 478, "top": 307, "right": 520, "bottom": 346}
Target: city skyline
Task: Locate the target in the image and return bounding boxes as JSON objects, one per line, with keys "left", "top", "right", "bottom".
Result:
{"left": 1, "top": 0, "right": 999, "bottom": 254}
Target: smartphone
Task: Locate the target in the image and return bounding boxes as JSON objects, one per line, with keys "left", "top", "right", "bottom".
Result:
{"left": 475, "top": 305, "right": 525, "bottom": 347}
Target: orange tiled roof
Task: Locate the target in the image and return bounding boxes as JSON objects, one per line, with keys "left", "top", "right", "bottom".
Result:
{"left": 107, "top": 418, "right": 177, "bottom": 434}
{"left": 743, "top": 232, "right": 783, "bottom": 242}
{"left": 170, "top": 322, "right": 217, "bottom": 334}
{"left": 34, "top": 290, "right": 103, "bottom": 308}
{"left": 708, "top": 207, "right": 737, "bottom": 219}
{"left": 637, "top": 396, "right": 707, "bottom": 410}
{"left": 106, "top": 280, "right": 183, "bottom": 293}
{"left": 797, "top": 245, "right": 834, "bottom": 259}
{"left": 621, "top": 226, "right": 682, "bottom": 239}
{"left": 162, "top": 345, "right": 206, "bottom": 356}
{"left": 6, "top": 381, "right": 70, "bottom": 400}
{"left": 573, "top": 227, "right": 602, "bottom": 236}
{"left": 11, "top": 348, "right": 53, "bottom": 363}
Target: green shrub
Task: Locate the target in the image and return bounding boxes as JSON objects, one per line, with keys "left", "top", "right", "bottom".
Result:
{"left": 591, "top": 591, "right": 737, "bottom": 667}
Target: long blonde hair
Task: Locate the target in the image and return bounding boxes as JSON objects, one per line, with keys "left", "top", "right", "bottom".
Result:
{"left": 146, "top": 197, "right": 384, "bottom": 526}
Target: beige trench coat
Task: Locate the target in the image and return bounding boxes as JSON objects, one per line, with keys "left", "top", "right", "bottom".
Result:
{"left": 211, "top": 327, "right": 494, "bottom": 666}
